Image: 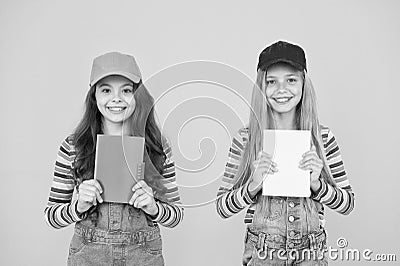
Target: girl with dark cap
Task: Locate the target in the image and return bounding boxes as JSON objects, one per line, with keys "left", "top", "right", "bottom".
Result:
{"left": 216, "top": 41, "right": 355, "bottom": 265}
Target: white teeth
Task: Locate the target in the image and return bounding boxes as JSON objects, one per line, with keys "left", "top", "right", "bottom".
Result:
{"left": 108, "top": 107, "right": 125, "bottom": 112}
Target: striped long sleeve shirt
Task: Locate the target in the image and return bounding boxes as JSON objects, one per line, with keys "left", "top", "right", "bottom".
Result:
{"left": 44, "top": 136, "right": 183, "bottom": 229}
{"left": 216, "top": 126, "right": 355, "bottom": 227}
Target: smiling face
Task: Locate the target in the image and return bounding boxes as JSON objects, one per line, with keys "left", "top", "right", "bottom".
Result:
{"left": 95, "top": 75, "right": 136, "bottom": 128}
{"left": 265, "top": 63, "right": 304, "bottom": 119}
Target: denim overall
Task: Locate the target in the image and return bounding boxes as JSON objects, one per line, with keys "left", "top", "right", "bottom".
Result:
{"left": 67, "top": 203, "right": 164, "bottom": 266}
{"left": 242, "top": 196, "right": 328, "bottom": 266}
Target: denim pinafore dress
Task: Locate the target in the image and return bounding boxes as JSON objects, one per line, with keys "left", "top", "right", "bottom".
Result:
{"left": 67, "top": 202, "right": 164, "bottom": 266}
{"left": 243, "top": 196, "right": 328, "bottom": 266}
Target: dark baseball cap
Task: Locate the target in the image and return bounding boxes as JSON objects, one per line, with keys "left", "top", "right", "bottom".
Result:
{"left": 257, "top": 41, "right": 307, "bottom": 72}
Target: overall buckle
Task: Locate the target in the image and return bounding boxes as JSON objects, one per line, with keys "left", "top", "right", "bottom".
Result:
{"left": 256, "top": 232, "right": 267, "bottom": 259}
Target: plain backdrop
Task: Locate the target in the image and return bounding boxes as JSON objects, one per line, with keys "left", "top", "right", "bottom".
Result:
{"left": 1, "top": 0, "right": 399, "bottom": 265}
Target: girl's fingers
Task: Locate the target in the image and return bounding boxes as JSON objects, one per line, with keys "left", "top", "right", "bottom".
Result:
{"left": 132, "top": 181, "right": 153, "bottom": 197}
{"left": 80, "top": 184, "right": 103, "bottom": 203}
{"left": 253, "top": 161, "right": 276, "bottom": 169}
{"left": 132, "top": 180, "right": 148, "bottom": 191}
{"left": 263, "top": 165, "right": 278, "bottom": 172}
{"left": 133, "top": 188, "right": 146, "bottom": 199}
{"left": 77, "top": 193, "right": 96, "bottom": 207}
{"left": 133, "top": 194, "right": 151, "bottom": 208}
{"left": 95, "top": 190, "right": 103, "bottom": 204}
{"left": 262, "top": 168, "right": 277, "bottom": 176}
{"left": 132, "top": 193, "right": 154, "bottom": 209}
{"left": 299, "top": 161, "right": 322, "bottom": 172}
{"left": 300, "top": 160, "right": 322, "bottom": 168}
{"left": 80, "top": 189, "right": 96, "bottom": 198}
{"left": 79, "top": 189, "right": 99, "bottom": 205}
{"left": 82, "top": 179, "right": 101, "bottom": 189}
{"left": 92, "top": 180, "right": 103, "bottom": 194}
{"left": 129, "top": 188, "right": 149, "bottom": 205}
{"left": 80, "top": 181, "right": 103, "bottom": 194}
{"left": 253, "top": 165, "right": 277, "bottom": 179}
{"left": 79, "top": 193, "right": 95, "bottom": 203}
{"left": 81, "top": 190, "right": 97, "bottom": 206}
{"left": 262, "top": 168, "right": 276, "bottom": 180}
{"left": 253, "top": 159, "right": 277, "bottom": 168}
{"left": 252, "top": 161, "right": 278, "bottom": 171}
{"left": 132, "top": 180, "right": 144, "bottom": 191}
{"left": 300, "top": 154, "right": 321, "bottom": 165}
{"left": 139, "top": 182, "right": 152, "bottom": 194}
{"left": 268, "top": 160, "right": 278, "bottom": 167}
{"left": 302, "top": 150, "right": 319, "bottom": 159}
{"left": 269, "top": 166, "right": 278, "bottom": 173}
{"left": 259, "top": 154, "right": 274, "bottom": 163}
{"left": 129, "top": 190, "right": 141, "bottom": 205}
{"left": 257, "top": 151, "right": 273, "bottom": 160}
{"left": 78, "top": 183, "right": 90, "bottom": 191}
{"left": 251, "top": 167, "right": 276, "bottom": 187}
{"left": 137, "top": 197, "right": 154, "bottom": 209}
{"left": 253, "top": 165, "right": 278, "bottom": 176}
{"left": 252, "top": 157, "right": 276, "bottom": 173}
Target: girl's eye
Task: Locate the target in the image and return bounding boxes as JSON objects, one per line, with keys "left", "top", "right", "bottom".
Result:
{"left": 266, "top": 80, "right": 276, "bottom": 86}
{"left": 288, "top": 78, "right": 297, "bottom": 84}
{"left": 122, "top": 87, "right": 133, "bottom": 94}
{"left": 101, "top": 88, "right": 111, "bottom": 93}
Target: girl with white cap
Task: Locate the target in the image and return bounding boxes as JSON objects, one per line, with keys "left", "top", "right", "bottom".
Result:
{"left": 44, "top": 52, "right": 183, "bottom": 265}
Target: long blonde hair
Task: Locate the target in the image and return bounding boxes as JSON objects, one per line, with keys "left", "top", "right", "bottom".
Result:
{"left": 232, "top": 66, "right": 336, "bottom": 213}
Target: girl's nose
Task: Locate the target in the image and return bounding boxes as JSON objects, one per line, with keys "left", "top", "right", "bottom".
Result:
{"left": 277, "top": 81, "right": 286, "bottom": 92}
{"left": 111, "top": 90, "right": 123, "bottom": 102}
{"left": 111, "top": 97, "right": 122, "bottom": 103}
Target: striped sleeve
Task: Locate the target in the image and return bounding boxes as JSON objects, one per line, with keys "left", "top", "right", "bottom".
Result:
{"left": 44, "top": 137, "right": 83, "bottom": 229}
{"left": 312, "top": 127, "right": 355, "bottom": 215}
{"left": 216, "top": 128, "right": 256, "bottom": 219}
{"left": 150, "top": 139, "right": 184, "bottom": 228}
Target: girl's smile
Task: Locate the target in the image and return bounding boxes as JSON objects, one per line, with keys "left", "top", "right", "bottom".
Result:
{"left": 95, "top": 75, "right": 136, "bottom": 126}
{"left": 271, "top": 95, "right": 294, "bottom": 104}
{"left": 106, "top": 105, "right": 128, "bottom": 113}
{"left": 265, "top": 63, "right": 303, "bottom": 117}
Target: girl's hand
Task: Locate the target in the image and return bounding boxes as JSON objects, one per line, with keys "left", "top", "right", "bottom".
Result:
{"left": 129, "top": 180, "right": 159, "bottom": 216}
{"left": 76, "top": 179, "right": 103, "bottom": 213}
{"left": 299, "top": 145, "right": 322, "bottom": 192}
{"left": 248, "top": 151, "right": 278, "bottom": 198}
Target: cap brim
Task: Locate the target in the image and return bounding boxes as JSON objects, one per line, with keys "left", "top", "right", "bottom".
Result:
{"left": 260, "top": 59, "right": 305, "bottom": 72}
{"left": 90, "top": 71, "right": 141, "bottom": 87}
